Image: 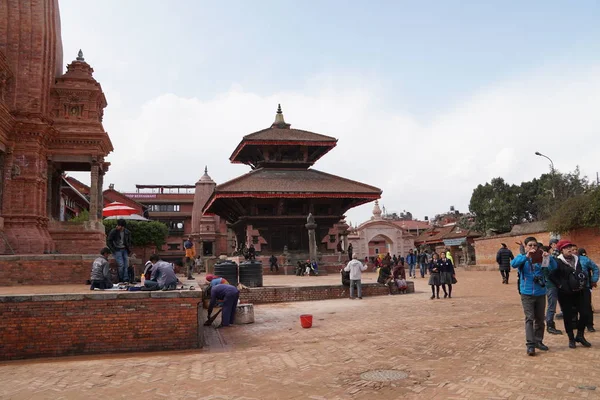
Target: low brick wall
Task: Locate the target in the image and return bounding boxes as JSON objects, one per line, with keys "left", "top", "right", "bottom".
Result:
{"left": 238, "top": 281, "right": 415, "bottom": 304}
{"left": 0, "top": 255, "right": 143, "bottom": 286}
{"left": 474, "top": 227, "right": 600, "bottom": 268}
{"left": 0, "top": 290, "right": 204, "bottom": 361}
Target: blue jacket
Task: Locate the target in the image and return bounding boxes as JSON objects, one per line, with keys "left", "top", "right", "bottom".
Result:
{"left": 406, "top": 253, "right": 416, "bottom": 265}
{"left": 511, "top": 254, "right": 555, "bottom": 296}
{"left": 579, "top": 255, "right": 599, "bottom": 288}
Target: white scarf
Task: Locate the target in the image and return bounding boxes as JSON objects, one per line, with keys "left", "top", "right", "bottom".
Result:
{"left": 558, "top": 254, "right": 578, "bottom": 269}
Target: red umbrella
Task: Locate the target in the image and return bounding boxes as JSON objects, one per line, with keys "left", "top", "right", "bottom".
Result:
{"left": 102, "top": 201, "right": 137, "bottom": 217}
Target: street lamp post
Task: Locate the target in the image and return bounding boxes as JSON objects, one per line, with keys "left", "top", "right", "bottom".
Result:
{"left": 535, "top": 151, "right": 556, "bottom": 198}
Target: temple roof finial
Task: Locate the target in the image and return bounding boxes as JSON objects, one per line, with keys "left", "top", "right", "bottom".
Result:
{"left": 204, "top": 165, "right": 208, "bottom": 174}
{"left": 273, "top": 103, "right": 289, "bottom": 128}
{"left": 76, "top": 49, "right": 85, "bottom": 62}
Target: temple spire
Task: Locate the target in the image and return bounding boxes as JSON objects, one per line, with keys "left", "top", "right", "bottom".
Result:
{"left": 204, "top": 165, "right": 208, "bottom": 174}
{"left": 272, "top": 104, "right": 290, "bottom": 128}
{"left": 76, "top": 49, "right": 85, "bottom": 62}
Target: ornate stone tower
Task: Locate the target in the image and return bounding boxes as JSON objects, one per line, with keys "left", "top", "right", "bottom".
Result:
{"left": 190, "top": 167, "right": 220, "bottom": 256}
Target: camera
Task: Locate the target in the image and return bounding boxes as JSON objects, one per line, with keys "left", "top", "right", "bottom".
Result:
{"left": 533, "top": 275, "right": 546, "bottom": 287}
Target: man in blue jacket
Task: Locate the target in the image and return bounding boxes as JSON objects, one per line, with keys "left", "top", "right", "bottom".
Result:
{"left": 406, "top": 249, "right": 417, "bottom": 279}
{"left": 511, "top": 236, "right": 556, "bottom": 356}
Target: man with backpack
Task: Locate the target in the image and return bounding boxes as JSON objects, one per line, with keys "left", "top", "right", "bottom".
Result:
{"left": 577, "top": 248, "right": 599, "bottom": 332}
{"left": 549, "top": 240, "right": 592, "bottom": 349}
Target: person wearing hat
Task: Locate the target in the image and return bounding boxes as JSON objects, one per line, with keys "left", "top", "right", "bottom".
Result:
{"left": 496, "top": 243, "right": 514, "bottom": 284}
{"left": 548, "top": 240, "right": 592, "bottom": 349}
{"left": 577, "top": 248, "right": 599, "bottom": 332}
{"left": 511, "top": 236, "right": 554, "bottom": 356}
{"left": 543, "top": 238, "right": 563, "bottom": 335}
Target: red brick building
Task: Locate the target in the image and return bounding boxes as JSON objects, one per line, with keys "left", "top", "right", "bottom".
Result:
{"left": 0, "top": 1, "right": 112, "bottom": 254}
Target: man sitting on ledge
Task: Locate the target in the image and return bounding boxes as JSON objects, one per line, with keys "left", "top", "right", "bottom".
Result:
{"left": 90, "top": 247, "right": 113, "bottom": 290}
{"left": 144, "top": 254, "right": 178, "bottom": 291}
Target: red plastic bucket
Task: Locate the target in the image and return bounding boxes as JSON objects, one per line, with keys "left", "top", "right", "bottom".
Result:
{"left": 300, "top": 314, "right": 313, "bottom": 328}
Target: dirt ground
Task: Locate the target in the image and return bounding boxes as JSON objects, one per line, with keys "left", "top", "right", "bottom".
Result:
{"left": 1, "top": 271, "right": 600, "bottom": 399}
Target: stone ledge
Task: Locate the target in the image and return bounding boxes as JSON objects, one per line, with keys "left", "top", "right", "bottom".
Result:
{"left": 0, "top": 290, "right": 201, "bottom": 302}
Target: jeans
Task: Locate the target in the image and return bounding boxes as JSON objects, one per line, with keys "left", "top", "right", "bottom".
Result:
{"left": 350, "top": 279, "right": 362, "bottom": 298}
{"left": 419, "top": 263, "right": 426, "bottom": 278}
{"left": 521, "top": 294, "right": 546, "bottom": 347}
{"left": 408, "top": 263, "right": 416, "bottom": 277}
{"left": 113, "top": 249, "right": 129, "bottom": 282}
{"left": 546, "top": 286, "right": 559, "bottom": 323}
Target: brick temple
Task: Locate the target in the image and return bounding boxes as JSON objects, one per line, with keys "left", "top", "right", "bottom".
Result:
{"left": 203, "top": 106, "right": 382, "bottom": 256}
{"left": 0, "top": 1, "right": 112, "bottom": 254}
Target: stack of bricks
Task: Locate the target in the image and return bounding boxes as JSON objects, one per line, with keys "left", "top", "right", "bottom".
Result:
{"left": 0, "top": 291, "right": 203, "bottom": 361}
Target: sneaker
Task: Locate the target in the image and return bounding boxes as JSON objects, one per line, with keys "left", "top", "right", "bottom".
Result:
{"left": 527, "top": 347, "right": 535, "bottom": 356}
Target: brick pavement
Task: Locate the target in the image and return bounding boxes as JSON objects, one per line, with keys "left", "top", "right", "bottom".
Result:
{"left": 1, "top": 271, "right": 600, "bottom": 399}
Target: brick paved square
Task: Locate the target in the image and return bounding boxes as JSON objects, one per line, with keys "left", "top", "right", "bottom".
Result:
{"left": 1, "top": 271, "right": 599, "bottom": 399}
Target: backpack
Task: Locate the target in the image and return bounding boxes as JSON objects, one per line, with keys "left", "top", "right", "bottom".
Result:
{"left": 565, "top": 269, "right": 587, "bottom": 292}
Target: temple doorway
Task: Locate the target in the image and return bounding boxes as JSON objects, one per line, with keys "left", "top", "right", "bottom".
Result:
{"left": 368, "top": 234, "right": 393, "bottom": 256}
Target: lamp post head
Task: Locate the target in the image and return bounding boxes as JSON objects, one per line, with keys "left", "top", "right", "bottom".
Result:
{"left": 535, "top": 152, "right": 542, "bottom": 156}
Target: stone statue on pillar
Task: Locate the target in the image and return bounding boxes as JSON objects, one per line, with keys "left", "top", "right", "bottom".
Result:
{"left": 305, "top": 213, "right": 318, "bottom": 262}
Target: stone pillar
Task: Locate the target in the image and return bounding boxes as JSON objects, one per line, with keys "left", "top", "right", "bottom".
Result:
{"left": 97, "top": 170, "right": 104, "bottom": 219}
{"left": 305, "top": 213, "right": 317, "bottom": 262}
{"left": 89, "top": 163, "right": 99, "bottom": 221}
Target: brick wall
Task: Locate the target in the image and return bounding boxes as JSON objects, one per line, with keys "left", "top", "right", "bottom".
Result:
{"left": 0, "top": 291, "right": 203, "bottom": 361}
{"left": 238, "top": 281, "right": 415, "bottom": 304}
{"left": 0, "top": 255, "right": 143, "bottom": 286}
{"left": 473, "top": 227, "right": 600, "bottom": 268}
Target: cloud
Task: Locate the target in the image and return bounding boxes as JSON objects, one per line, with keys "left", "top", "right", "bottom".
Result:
{"left": 72, "top": 64, "right": 600, "bottom": 224}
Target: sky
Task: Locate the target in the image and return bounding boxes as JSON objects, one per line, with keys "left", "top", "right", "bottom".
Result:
{"left": 59, "top": 0, "right": 600, "bottom": 225}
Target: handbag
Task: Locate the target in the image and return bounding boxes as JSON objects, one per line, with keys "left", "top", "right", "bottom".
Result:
{"left": 451, "top": 275, "right": 458, "bottom": 284}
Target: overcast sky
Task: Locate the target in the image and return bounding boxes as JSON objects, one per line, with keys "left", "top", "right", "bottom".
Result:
{"left": 60, "top": 0, "right": 600, "bottom": 225}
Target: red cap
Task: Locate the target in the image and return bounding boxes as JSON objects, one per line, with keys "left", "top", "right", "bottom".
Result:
{"left": 556, "top": 239, "right": 576, "bottom": 251}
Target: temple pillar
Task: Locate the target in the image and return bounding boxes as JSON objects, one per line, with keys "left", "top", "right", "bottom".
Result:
{"left": 97, "top": 169, "right": 104, "bottom": 219}
{"left": 89, "top": 162, "right": 99, "bottom": 221}
{"left": 305, "top": 213, "right": 317, "bottom": 262}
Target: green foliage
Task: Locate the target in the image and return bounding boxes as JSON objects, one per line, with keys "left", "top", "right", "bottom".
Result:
{"left": 102, "top": 219, "right": 169, "bottom": 247}
{"left": 547, "top": 187, "right": 600, "bottom": 233}
{"left": 69, "top": 210, "right": 89, "bottom": 223}
{"left": 468, "top": 167, "right": 591, "bottom": 235}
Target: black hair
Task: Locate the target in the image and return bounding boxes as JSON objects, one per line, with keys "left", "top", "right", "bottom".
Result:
{"left": 524, "top": 236, "right": 537, "bottom": 245}
{"left": 501, "top": 243, "right": 507, "bottom": 248}
{"left": 117, "top": 219, "right": 127, "bottom": 227}
{"left": 100, "top": 247, "right": 111, "bottom": 255}
{"left": 149, "top": 254, "right": 159, "bottom": 262}
{"left": 578, "top": 248, "right": 587, "bottom": 256}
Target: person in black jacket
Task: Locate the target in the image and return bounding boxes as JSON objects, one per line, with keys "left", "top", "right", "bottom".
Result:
{"left": 107, "top": 219, "right": 132, "bottom": 283}
{"left": 496, "top": 243, "right": 514, "bottom": 284}
{"left": 438, "top": 252, "right": 456, "bottom": 298}
{"left": 549, "top": 240, "right": 592, "bottom": 349}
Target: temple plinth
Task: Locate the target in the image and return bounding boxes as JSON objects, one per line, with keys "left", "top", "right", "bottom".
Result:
{"left": 204, "top": 106, "right": 382, "bottom": 255}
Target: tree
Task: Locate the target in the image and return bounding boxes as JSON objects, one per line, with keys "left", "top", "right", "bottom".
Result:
{"left": 547, "top": 187, "right": 600, "bottom": 233}
{"left": 468, "top": 178, "right": 522, "bottom": 234}
{"left": 102, "top": 220, "right": 169, "bottom": 248}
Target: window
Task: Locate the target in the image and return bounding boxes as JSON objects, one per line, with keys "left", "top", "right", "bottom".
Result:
{"left": 167, "top": 243, "right": 180, "bottom": 251}
{"left": 375, "top": 248, "right": 379, "bottom": 254}
{"left": 329, "top": 235, "right": 336, "bottom": 243}
{"left": 147, "top": 204, "right": 180, "bottom": 212}
{"left": 252, "top": 236, "right": 259, "bottom": 244}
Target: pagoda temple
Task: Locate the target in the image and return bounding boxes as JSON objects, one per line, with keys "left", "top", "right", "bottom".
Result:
{"left": 203, "top": 105, "right": 382, "bottom": 256}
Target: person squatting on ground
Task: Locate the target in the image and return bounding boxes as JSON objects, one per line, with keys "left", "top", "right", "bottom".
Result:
{"left": 428, "top": 252, "right": 442, "bottom": 299}
{"left": 406, "top": 249, "right": 417, "bottom": 279}
{"left": 549, "top": 240, "right": 593, "bottom": 349}
{"left": 344, "top": 253, "right": 368, "bottom": 299}
{"left": 144, "top": 254, "right": 178, "bottom": 291}
{"left": 90, "top": 247, "right": 113, "bottom": 290}
{"left": 107, "top": 219, "right": 132, "bottom": 283}
{"left": 496, "top": 243, "right": 514, "bottom": 284}
{"left": 577, "top": 248, "right": 599, "bottom": 332}
{"left": 207, "top": 283, "right": 240, "bottom": 328}
{"left": 511, "top": 236, "right": 553, "bottom": 356}
{"left": 438, "top": 251, "right": 456, "bottom": 298}
{"left": 183, "top": 237, "right": 196, "bottom": 280}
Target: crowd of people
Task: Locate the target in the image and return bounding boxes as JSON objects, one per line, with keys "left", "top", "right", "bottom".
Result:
{"left": 507, "top": 237, "right": 599, "bottom": 356}
{"left": 342, "top": 249, "right": 455, "bottom": 299}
